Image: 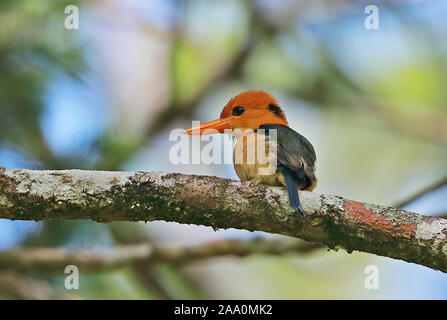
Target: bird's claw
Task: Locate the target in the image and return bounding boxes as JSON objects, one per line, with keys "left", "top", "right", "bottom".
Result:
{"left": 250, "top": 177, "right": 262, "bottom": 185}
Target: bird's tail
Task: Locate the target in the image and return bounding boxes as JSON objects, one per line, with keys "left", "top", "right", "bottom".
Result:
{"left": 281, "top": 169, "right": 306, "bottom": 217}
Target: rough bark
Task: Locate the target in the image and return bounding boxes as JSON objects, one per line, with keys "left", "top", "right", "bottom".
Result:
{"left": 1, "top": 168, "right": 447, "bottom": 273}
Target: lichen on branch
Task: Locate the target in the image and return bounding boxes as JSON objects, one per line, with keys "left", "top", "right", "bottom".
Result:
{"left": 1, "top": 167, "right": 447, "bottom": 273}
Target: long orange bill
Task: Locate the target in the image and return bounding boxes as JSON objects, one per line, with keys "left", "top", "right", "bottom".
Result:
{"left": 184, "top": 117, "right": 235, "bottom": 135}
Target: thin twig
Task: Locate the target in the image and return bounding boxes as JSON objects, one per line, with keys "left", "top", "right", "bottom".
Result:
{"left": 395, "top": 176, "right": 447, "bottom": 209}
{"left": 0, "top": 238, "right": 320, "bottom": 273}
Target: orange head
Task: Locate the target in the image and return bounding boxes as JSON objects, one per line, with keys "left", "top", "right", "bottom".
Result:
{"left": 185, "top": 90, "right": 289, "bottom": 135}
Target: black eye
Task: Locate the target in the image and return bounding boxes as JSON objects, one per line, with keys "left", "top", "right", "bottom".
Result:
{"left": 232, "top": 106, "right": 245, "bottom": 116}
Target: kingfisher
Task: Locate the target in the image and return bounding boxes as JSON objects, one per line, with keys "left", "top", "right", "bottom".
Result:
{"left": 185, "top": 90, "right": 316, "bottom": 216}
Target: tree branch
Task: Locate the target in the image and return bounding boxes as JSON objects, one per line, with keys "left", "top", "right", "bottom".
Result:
{"left": 394, "top": 176, "right": 447, "bottom": 209}
{"left": 0, "top": 271, "right": 81, "bottom": 300}
{"left": 0, "top": 238, "right": 320, "bottom": 273}
{"left": 1, "top": 168, "right": 447, "bottom": 273}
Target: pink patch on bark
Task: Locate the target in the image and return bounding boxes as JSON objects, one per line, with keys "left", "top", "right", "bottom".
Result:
{"left": 343, "top": 201, "right": 416, "bottom": 239}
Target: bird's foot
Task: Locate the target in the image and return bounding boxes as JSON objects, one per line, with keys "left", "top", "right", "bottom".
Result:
{"left": 249, "top": 177, "right": 263, "bottom": 185}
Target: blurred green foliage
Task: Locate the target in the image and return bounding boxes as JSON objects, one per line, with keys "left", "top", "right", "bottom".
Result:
{"left": 0, "top": 0, "right": 83, "bottom": 167}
